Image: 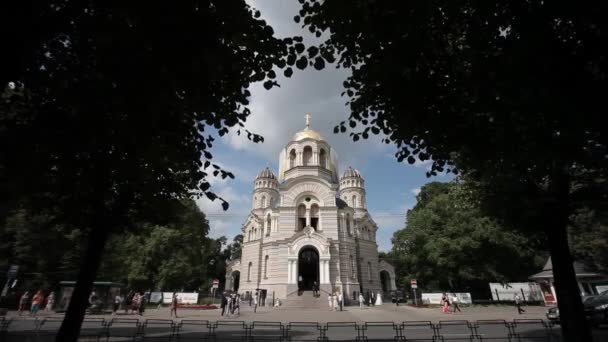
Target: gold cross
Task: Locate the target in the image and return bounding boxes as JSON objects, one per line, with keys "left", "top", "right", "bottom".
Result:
{"left": 305, "top": 113, "right": 311, "bottom": 128}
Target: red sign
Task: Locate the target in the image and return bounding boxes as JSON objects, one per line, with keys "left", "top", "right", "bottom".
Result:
{"left": 411, "top": 279, "right": 417, "bottom": 285}
{"left": 212, "top": 279, "right": 220, "bottom": 285}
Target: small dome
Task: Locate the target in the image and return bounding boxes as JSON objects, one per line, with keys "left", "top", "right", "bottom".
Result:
{"left": 256, "top": 167, "right": 276, "bottom": 180}
{"left": 341, "top": 166, "right": 363, "bottom": 179}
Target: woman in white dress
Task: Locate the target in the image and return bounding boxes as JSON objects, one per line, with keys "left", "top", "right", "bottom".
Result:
{"left": 327, "top": 294, "right": 333, "bottom": 311}
{"left": 375, "top": 292, "right": 383, "bottom": 306}
{"left": 332, "top": 293, "right": 338, "bottom": 311}
{"left": 358, "top": 293, "right": 365, "bottom": 309}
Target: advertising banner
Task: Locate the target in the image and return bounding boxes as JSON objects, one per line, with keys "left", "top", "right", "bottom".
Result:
{"left": 421, "top": 292, "right": 472, "bottom": 305}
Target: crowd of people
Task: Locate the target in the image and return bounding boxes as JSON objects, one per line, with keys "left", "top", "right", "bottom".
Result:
{"left": 110, "top": 290, "right": 148, "bottom": 316}
{"left": 17, "top": 290, "right": 54, "bottom": 316}
{"left": 219, "top": 292, "right": 241, "bottom": 316}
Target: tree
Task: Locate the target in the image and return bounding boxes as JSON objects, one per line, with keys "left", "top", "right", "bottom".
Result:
{"left": 1, "top": 2, "right": 292, "bottom": 340}
{"left": 98, "top": 200, "right": 211, "bottom": 291}
{"left": 290, "top": 1, "right": 608, "bottom": 339}
{"left": 390, "top": 181, "right": 544, "bottom": 297}
{"left": 228, "top": 234, "right": 244, "bottom": 261}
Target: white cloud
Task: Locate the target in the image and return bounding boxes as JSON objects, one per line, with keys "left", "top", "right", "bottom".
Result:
{"left": 410, "top": 188, "right": 421, "bottom": 196}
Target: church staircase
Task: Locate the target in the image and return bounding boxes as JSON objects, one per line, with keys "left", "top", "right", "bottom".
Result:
{"left": 281, "top": 290, "right": 328, "bottom": 309}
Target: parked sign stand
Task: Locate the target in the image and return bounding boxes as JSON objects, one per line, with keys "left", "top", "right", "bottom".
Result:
{"left": 411, "top": 279, "right": 418, "bottom": 306}
{"left": 211, "top": 279, "right": 219, "bottom": 305}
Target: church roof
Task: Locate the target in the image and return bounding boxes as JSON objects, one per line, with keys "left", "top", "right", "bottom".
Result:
{"left": 529, "top": 257, "right": 604, "bottom": 280}
{"left": 341, "top": 166, "right": 363, "bottom": 179}
{"left": 256, "top": 167, "right": 276, "bottom": 180}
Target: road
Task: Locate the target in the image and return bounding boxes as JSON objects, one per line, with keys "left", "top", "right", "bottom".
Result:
{"left": 2, "top": 304, "right": 607, "bottom": 341}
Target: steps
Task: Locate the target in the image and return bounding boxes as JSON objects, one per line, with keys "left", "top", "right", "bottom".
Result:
{"left": 281, "top": 290, "right": 328, "bottom": 309}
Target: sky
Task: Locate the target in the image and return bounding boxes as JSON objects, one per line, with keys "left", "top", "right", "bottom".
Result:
{"left": 195, "top": 0, "right": 453, "bottom": 251}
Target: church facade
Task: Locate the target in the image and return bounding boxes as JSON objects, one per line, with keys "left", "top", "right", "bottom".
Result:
{"left": 225, "top": 116, "right": 396, "bottom": 303}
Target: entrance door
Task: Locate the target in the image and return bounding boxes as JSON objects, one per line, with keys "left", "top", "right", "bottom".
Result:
{"left": 298, "top": 247, "right": 319, "bottom": 290}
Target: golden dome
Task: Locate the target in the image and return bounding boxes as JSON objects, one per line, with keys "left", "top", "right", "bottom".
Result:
{"left": 292, "top": 128, "right": 324, "bottom": 141}
{"left": 292, "top": 113, "right": 324, "bottom": 141}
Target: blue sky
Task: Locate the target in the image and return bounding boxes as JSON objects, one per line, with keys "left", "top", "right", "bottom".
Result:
{"left": 195, "top": 0, "right": 453, "bottom": 251}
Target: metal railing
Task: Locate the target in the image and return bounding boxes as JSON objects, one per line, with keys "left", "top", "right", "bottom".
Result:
{"left": 0, "top": 317, "right": 576, "bottom": 341}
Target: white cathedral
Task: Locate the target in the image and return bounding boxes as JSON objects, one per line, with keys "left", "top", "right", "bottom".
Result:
{"left": 225, "top": 115, "right": 396, "bottom": 304}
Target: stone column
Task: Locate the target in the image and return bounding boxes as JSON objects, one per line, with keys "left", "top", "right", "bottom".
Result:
{"left": 292, "top": 260, "right": 298, "bottom": 284}
{"left": 297, "top": 152, "right": 303, "bottom": 166}
{"left": 288, "top": 260, "right": 293, "bottom": 284}
{"left": 319, "top": 261, "right": 324, "bottom": 284}
{"left": 306, "top": 208, "right": 311, "bottom": 227}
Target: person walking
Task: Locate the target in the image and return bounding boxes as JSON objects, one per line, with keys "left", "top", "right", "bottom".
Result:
{"left": 332, "top": 292, "right": 338, "bottom": 311}
{"left": 338, "top": 292, "right": 343, "bottom": 311}
{"left": 18, "top": 291, "right": 30, "bottom": 316}
{"left": 30, "top": 290, "right": 44, "bottom": 317}
{"left": 441, "top": 293, "right": 451, "bottom": 314}
{"left": 451, "top": 295, "right": 461, "bottom": 313}
{"left": 113, "top": 293, "right": 122, "bottom": 315}
{"left": 226, "top": 294, "right": 233, "bottom": 317}
{"left": 46, "top": 292, "right": 55, "bottom": 312}
{"left": 233, "top": 294, "right": 241, "bottom": 315}
{"left": 125, "top": 291, "right": 134, "bottom": 314}
{"left": 170, "top": 294, "right": 179, "bottom": 318}
{"left": 138, "top": 292, "right": 146, "bottom": 316}
{"left": 358, "top": 293, "right": 365, "bottom": 309}
{"left": 253, "top": 291, "right": 259, "bottom": 313}
{"left": 514, "top": 293, "right": 525, "bottom": 314}
{"left": 328, "top": 293, "right": 333, "bottom": 311}
{"left": 220, "top": 292, "right": 228, "bottom": 316}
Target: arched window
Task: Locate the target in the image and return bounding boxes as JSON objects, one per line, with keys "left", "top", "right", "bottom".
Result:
{"left": 266, "top": 214, "right": 272, "bottom": 235}
{"left": 368, "top": 262, "right": 372, "bottom": 282}
{"left": 350, "top": 255, "right": 356, "bottom": 278}
{"left": 254, "top": 228, "right": 257, "bottom": 239}
{"left": 303, "top": 146, "right": 313, "bottom": 166}
{"left": 261, "top": 196, "right": 266, "bottom": 208}
{"left": 297, "top": 204, "right": 306, "bottom": 230}
{"left": 368, "top": 228, "right": 372, "bottom": 240}
{"left": 248, "top": 262, "right": 252, "bottom": 281}
{"left": 319, "top": 149, "right": 327, "bottom": 168}
{"left": 270, "top": 197, "right": 275, "bottom": 207}
{"left": 264, "top": 255, "right": 269, "bottom": 278}
{"left": 352, "top": 195, "right": 357, "bottom": 207}
{"left": 346, "top": 214, "right": 351, "bottom": 235}
{"left": 289, "top": 149, "right": 296, "bottom": 168}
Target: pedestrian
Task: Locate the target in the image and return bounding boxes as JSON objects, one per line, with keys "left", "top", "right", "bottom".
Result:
{"left": 138, "top": 292, "right": 146, "bottom": 316}
{"left": 220, "top": 292, "right": 228, "bottom": 316}
{"left": 358, "top": 293, "right": 365, "bottom": 309}
{"left": 123, "top": 292, "right": 132, "bottom": 314}
{"left": 249, "top": 292, "right": 253, "bottom": 306}
{"left": 170, "top": 293, "right": 179, "bottom": 318}
{"left": 30, "top": 290, "right": 44, "bottom": 317}
{"left": 371, "top": 292, "right": 376, "bottom": 307}
{"left": 253, "top": 291, "right": 259, "bottom": 313}
{"left": 441, "top": 293, "right": 451, "bottom": 314}
{"left": 131, "top": 293, "right": 140, "bottom": 314}
{"left": 233, "top": 294, "right": 241, "bottom": 315}
{"left": 18, "top": 291, "right": 30, "bottom": 316}
{"left": 313, "top": 281, "right": 318, "bottom": 297}
{"left": 113, "top": 293, "right": 122, "bottom": 315}
{"left": 514, "top": 294, "right": 525, "bottom": 314}
{"left": 328, "top": 293, "right": 333, "bottom": 311}
{"left": 338, "top": 292, "right": 343, "bottom": 311}
{"left": 332, "top": 292, "right": 338, "bottom": 311}
{"left": 46, "top": 292, "right": 55, "bottom": 312}
{"left": 226, "top": 294, "right": 233, "bottom": 317}
{"left": 451, "top": 295, "right": 461, "bottom": 313}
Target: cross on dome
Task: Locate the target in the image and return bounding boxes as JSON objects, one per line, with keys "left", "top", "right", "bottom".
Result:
{"left": 305, "top": 113, "right": 311, "bottom": 129}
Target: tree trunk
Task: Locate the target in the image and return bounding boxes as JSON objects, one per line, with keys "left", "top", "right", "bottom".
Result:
{"left": 55, "top": 223, "right": 110, "bottom": 342}
{"left": 546, "top": 171, "right": 592, "bottom": 342}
